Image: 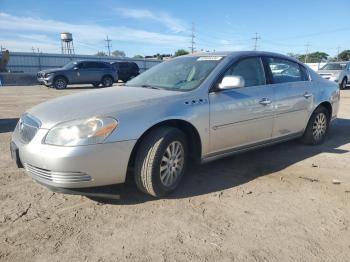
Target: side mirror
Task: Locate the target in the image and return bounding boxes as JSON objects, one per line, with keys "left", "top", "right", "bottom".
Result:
{"left": 218, "top": 76, "right": 245, "bottom": 90}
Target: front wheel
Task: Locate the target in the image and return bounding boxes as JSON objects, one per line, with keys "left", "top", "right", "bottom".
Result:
{"left": 134, "top": 127, "right": 188, "bottom": 197}
{"left": 53, "top": 77, "right": 67, "bottom": 89}
{"left": 340, "top": 78, "right": 347, "bottom": 90}
{"left": 301, "top": 106, "right": 329, "bottom": 145}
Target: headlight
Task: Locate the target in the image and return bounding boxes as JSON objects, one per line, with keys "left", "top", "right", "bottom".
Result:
{"left": 44, "top": 73, "right": 53, "bottom": 78}
{"left": 44, "top": 117, "right": 118, "bottom": 146}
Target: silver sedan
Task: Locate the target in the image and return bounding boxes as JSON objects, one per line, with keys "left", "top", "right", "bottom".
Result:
{"left": 11, "top": 51, "right": 340, "bottom": 197}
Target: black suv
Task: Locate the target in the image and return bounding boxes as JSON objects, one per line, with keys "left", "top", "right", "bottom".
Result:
{"left": 37, "top": 60, "right": 118, "bottom": 89}
{"left": 111, "top": 61, "right": 140, "bottom": 82}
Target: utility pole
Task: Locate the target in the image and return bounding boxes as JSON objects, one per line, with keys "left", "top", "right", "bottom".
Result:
{"left": 337, "top": 46, "right": 341, "bottom": 61}
{"left": 105, "top": 35, "right": 112, "bottom": 56}
{"left": 304, "top": 42, "right": 310, "bottom": 63}
{"left": 252, "top": 33, "right": 260, "bottom": 51}
{"left": 189, "top": 22, "right": 196, "bottom": 54}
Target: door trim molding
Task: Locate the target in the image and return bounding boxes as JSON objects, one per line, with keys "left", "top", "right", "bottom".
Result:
{"left": 202, "top": 132, "right": 303, "bottom": 163}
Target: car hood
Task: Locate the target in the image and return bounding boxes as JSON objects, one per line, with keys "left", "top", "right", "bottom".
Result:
{"left": 28, "top": 86, "right": 183, "bottom": 129}
{"left": 317, "top": 70, "right": 342, "bottom": 75}
{"left": 39, "top": 68, "right": 65, "bottom": 74}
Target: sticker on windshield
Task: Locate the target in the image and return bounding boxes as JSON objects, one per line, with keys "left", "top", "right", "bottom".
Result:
{"left": 197, "top": 56, "right": 223, "bottom": 61}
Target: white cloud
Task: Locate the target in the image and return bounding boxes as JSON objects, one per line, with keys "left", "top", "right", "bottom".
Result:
{"left": 0, "top": 12, "right": 188, "bottom": 53}
{"left": 116, "top": 8, "right": 188, "bottom": 33}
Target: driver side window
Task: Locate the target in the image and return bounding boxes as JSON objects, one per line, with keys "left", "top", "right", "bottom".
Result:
{"left": 224, "top": 57, "right": 266, "bottom": 87}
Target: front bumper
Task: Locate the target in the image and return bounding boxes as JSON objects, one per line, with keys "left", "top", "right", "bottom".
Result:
{"left": 12, "top": 128, "right": 136, "bottom": 189}
{"left": 37, "top": 75, "right": 54, "bottom": 86}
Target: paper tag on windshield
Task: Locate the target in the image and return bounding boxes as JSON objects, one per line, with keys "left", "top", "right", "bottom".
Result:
{"left": 197, "top": 56, "right": 223, "bottom": 61}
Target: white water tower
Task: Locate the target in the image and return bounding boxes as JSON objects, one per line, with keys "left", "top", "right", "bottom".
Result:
{"left": 60, "top": 32, "right": 75, "bottom": 54}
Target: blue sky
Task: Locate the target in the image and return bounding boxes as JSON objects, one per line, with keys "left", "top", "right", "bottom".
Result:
{"left": 1, "top": 0, "right": 349, "bottom": 57}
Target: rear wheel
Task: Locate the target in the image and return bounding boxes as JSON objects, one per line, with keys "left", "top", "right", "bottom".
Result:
{"left": 301, "top": 106, "right": 329, "bottom": 145}
{"left": 134, "top": 127, "right": 188, "bottom": 197}
{"left": 53, "top": 76, "right": 67, "bottom": 89}
{"left": 340, "top": 78, "right": 347, "bottom": 90}
{"left": 102, "top": 76, "right": 113, "bottom": 87}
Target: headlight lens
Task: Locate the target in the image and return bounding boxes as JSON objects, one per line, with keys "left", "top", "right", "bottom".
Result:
{"left": 45, "top": 117, "right": 118, "bottom": 146}
{"left": 44, "top": 73, "right": 53, "bottom": 78}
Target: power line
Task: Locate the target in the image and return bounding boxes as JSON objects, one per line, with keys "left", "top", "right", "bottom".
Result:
{"left": 105, "top": 35, "right": 112, "bottom": 56}
{"left": 252, "top": 33, "right": 261, "bottom": 51}
{"left": 189, "top": 22, "right": 196, "bottom": 54}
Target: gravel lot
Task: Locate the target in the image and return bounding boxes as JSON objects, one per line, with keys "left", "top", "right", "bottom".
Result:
{"left": 0, "top": 85, "right": 349, "bottom": 262}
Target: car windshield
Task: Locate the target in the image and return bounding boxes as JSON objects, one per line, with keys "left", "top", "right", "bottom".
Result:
{"left": 62, "top": 61, "right": 78, "bottom": 69}
{"left": 320, "top": 63, "right": 347, "bottom": 70}
{"left": 126, "top": 56, "right": 223, "bottom": 91}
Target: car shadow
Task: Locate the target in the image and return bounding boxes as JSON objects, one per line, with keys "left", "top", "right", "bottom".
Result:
{"left": 0, "top": 118, "right": 19, "bottom": 133}
{"left": 74, "top": 118, "right": 350, "bottom": 205}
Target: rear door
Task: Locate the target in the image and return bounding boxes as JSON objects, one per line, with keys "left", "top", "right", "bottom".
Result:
{"left": 263, "top": 56, "right": 313, "bottom": 138}
{"left": 209, "top": 56, "right": 275, "bottom": 153}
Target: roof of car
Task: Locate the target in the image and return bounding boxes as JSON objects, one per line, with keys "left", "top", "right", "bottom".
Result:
{"left": 326, "top": 61, "right": 349, "bottom": 64}
{"left": 185, "top": 51, "right": 301, "bottom": 63}
{"left": 74, "top": 60, "right": 109, "bottom": 63}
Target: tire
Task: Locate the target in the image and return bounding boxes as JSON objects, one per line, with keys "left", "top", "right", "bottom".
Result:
{"left": 134, "top": 127, "right": 188, "bottom": 197}
{"left": 340, "top": 78, "right": 347, "bottom": 90}
{"left": 92, "top": 82, "right": 100, "bottom": 88}
{"left": 101, "top": 76, "right": 113, "bottom": 87}
{"left": 301, "top": 106, "right": 330, "bottom": 145}
{"left": 53, "top": 76, "right": 67, "bottom": 89}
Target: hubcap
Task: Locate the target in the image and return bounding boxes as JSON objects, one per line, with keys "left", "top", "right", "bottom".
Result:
{"left": 56, "top": 79, "right": 65, "bottom": 89}
{"left": 312, "top": 113, "right": 327, "bottom": 141}
{"left": 160, "top": 141, "right": 184, "bottom": 187}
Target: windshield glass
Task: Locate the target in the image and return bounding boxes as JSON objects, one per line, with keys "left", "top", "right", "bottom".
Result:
{"left": 320, "top": 63, "right": 347, "bottom": 70}
{"left": 62, "top": 61, "right": 78, "bottom": 69}
{"left": 126, "top": 56, "right": 223, "bottom": 91}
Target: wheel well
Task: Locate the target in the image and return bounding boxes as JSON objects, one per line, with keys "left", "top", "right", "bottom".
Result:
{"left": 53, "top": 75, "right": 68, "bottom": 84}
{"left": 127, "top": 119, "right": 202, "bottom": 170}
{"left": 318, "top": 101, "right": 332, "bottom": 118}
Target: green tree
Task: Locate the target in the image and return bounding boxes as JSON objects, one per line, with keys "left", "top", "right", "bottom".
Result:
{"left": 112, "top": 50, "right": 126, "bottom": 57}
{"left": 174, "top": 49, "right": 189, "bottom": 57}
{"left": 133, "top": 55, "right": 144, "bottom": 59}
{"left": 95, "top": 51, "right": 107, "bottom": 56}
{"left": 297, "top": 52, "right": 329, "bottom": 63}
{"left": 338, "top": 50, "right": 350, "bottom": 61}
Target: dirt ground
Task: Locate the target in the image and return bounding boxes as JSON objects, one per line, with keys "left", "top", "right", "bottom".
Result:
{"left": 0, "top": 85, "right": 349, "bottom": 262}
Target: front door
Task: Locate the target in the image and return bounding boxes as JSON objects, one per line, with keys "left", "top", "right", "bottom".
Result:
{"left": 209, "top": 56, "right": 274, "bottom": 154}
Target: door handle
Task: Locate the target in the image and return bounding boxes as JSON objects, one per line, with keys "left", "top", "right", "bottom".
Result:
{"left": 304, "top": 92, "right": 313, "bottom": 99}
{"left": 259, "top": 98, "right": 272, "bottom": 106}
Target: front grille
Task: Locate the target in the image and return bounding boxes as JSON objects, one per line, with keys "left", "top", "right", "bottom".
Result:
{"left": 24, "top": 163, "right": 92, "bottom": 184}
{"left": 37, "top": 72, "right": 44, "bottom": 78}
{"left": 17, "top": 114, "right": 41, "bottom": 144}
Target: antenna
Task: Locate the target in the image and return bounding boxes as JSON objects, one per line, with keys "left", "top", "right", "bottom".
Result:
{"left": 189, "top": 22, "right": 196, "bottom": 54}
{"left": 105, "top": 35, "right": 112, "bottom": 56}
{"left": 252, "top": 33, "right": 261, "bottom": 51}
